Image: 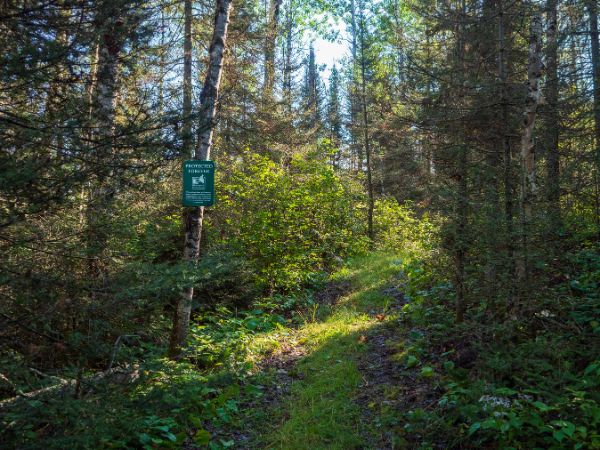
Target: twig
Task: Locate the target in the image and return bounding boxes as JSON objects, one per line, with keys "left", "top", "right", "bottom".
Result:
{"left": 107, "top": 335, "right": 139, "bottom": 371}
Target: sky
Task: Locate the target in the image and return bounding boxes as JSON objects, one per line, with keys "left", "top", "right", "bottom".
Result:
{"left": 311, "top": 17, "right": 350, "bottom": 81}
{"left": 313, "top": 37, "right": 348, "bottom": 80}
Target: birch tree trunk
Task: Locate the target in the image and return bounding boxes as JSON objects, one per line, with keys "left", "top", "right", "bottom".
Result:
{"left": 169, "top": 0, "right": 233, "bottom": 358}
{"left": 516, "top": 13, "right": 543, "bottom": 285}
{"left": 264, "top": 0, "right": 283, "bottom": 98}
{"left": 182, "top": 0, "right": 193, "bottom": 156}
{"left": 545, "top": 0, "right": 561, "bottom": 231}
{"left": 86, "top": 5, "right": 127, "bottom": 284}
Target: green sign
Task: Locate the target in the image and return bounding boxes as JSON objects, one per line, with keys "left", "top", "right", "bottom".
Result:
{"left": 182, "top": 160, "right": 215, "bottom": 207}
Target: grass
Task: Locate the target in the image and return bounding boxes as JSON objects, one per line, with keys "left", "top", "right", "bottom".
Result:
{"left": 253, "top": 253, "right": 405, "bottom": 449}
{"left": 0, "top": 252, "right": 420, "bottom": 450}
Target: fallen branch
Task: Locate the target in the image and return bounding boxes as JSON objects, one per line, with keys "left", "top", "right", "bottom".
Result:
{"left": 0, "top": 365, "right": 140, "bottom": 410}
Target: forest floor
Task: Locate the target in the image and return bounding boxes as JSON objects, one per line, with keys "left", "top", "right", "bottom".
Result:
{"left": 203, "top": 253, "right": 429, "bottom": 449}
{"left": 6, "top": 249, "right": 596, "bottom": 449}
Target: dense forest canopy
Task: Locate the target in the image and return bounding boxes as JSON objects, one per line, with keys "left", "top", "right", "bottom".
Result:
{"left": 1, "top": 0, "right": 600, "bottom": 448}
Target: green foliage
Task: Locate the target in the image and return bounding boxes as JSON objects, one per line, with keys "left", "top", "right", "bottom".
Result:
{"left": 390, "top": 240, "right": 600, "bottom": 449}
{"left": 443, "top": 367, "right": 600, "bottom": 449}
{"left": 186, "top": 307, "right": 286, "bottom": 370}
{"left": 373, "top": 197, "right": 439, "bottom": 258}
{"left": 216, "top": 153, "right": 368, "bottom": 292}
{"left": 0, "top": 359, "right": 244, "bottom": 450}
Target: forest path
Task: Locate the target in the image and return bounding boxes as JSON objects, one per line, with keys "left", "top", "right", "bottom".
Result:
{"left": 233, "top": 254, "right": 411, "bottom": 449}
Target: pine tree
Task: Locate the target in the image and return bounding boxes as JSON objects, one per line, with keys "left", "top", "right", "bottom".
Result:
{"left": 327, "top": 65, "right": 343, "bottom": 167}
{"left": 303, "top": 43, "right": 321, "bottom": 130}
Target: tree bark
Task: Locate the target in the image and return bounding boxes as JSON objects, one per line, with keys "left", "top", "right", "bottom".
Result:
{"left": 587, "top": 0, "right": 600, "bottom": 222}
{"left": 498, "top": 0, "right": 516, "bottom": 304}
{"left": 358, "top": 8, "right": 374, "bottom": 241}
{"left": 349, "top": 0, "right": 362, "bottom": 172}
{"left": 182, "top": 0, "right": 193, "bottom": 157}
{"left": 482, "top": 0, "right": 501, "bottom": 301}
{"left": 86, "top": 4, "right": 128, "bottom": 284}
{"left": 264, "top": 0, "right": 283, "bottom": 98}
{"left": 517, "top": 13, "right": 543, "bottom": 285}
{"left": 283, "top": 0, "right": 293, "bottom": 110}
{"left": 545, "top": 0, "right": 561, "bottom": 231}
{"left": 169, "top": 0, "right": 233, "bottom": 359}
{"left": 454, "top": 0, "right": 468, "bottom": 323}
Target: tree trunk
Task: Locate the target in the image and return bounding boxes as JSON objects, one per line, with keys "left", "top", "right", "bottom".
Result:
{"left": 305, "top": 44, "right": 319, "bottom": 128}
{"left": 350, "top": 0, "right": 362, "bottom": 172}
{"left": 86, "top": 6, "right": 127, "bottom": 284}
{"left": 169, "top": 0, "right": 233, "bottom": 359}
{"left": 42, "top": 25, "right": 69, "bottom": 159}
{"left": 86, "top": 41, "right": 100, "bottom": 120}
{"left": 482, "top": 0, "right": 501, "bottom": 302}
{"left": 498, "top": 0, "right": 515, "bottom": 304}
{"left": 454, "top": 0, "right": 468, "bottom": 323}
{"left": 587, "top": 0, "right": 600, "bottom": 222}
{"left": 358, "top": 9, "right": 374, "bottom": 241}
{"left": 264, "top": 0, "right": 283, "bottom": 98}
{"left": 182, "top": 0, "right": 193, "bottom": 156}
{"left": 455, "top": 143, "right": 468, "bottom": 323}
{"left": 283, "top": 0, "right": 293, "bottom": 110}
{"left": 516, "top": 13, "right": 543, "bottom": 285}
{"left": 545, "top": 0, "right": 561, "bottom": 231}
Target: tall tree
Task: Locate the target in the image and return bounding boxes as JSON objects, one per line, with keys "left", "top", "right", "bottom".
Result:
{"left": 517, "top": 12, "right": 543, "bottom": 286}
{"left": 182, "top": 0, "right": 194, "bottom": 157}
{"left": 357, "top": 4, "right": 374, "bottom": 241}
{"left": 498, "top": 0, "right": 517, "bottom": 303}
{"left": 170, "top": 0, "right": 234, "bottom": 358}
{"left": 86, "top": 1, "right": 134, "bottom": 284}
{"left": 283, "top": 0, "right": 295, "bottom": 110}
{"left": 587, "top": 0, "right": 600, "bottom": 218}
{"left": 348, "top": 0, "right": 363, "bottom": 171}
{"left": 327, "top": 64, "right": 343, "bottom": 167}
{"left": 264, "top": 0, "right": 283, "bottom": 97}
{"left": 545, "top": 0, "right": 561, "bottom": 230}
{"left": 454, "top": 0, "right": 469, "bottom": 323}
{"left": 303, "top": 43, "right": 321, "bottom": 129}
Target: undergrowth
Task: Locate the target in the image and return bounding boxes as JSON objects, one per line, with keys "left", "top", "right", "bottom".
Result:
{"left": 381, "top": 238, "right": 600, "bottom": 449}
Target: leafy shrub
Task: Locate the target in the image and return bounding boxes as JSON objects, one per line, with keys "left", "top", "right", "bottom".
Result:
{"left": 186, "top": 307, "right": 286, "bottom": 370}
{"left": 215, "top": 153, "right": 368, "bottom": 292}
{"left": 373, "top": 197, "right": 439, "bottom": 258}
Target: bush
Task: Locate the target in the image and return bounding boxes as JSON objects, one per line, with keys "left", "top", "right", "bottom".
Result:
{"left": 373, "top": 197, "right": 439, "bottom": 258}
{"left": 214, "top": 153, "right": 368, "bottom": 292}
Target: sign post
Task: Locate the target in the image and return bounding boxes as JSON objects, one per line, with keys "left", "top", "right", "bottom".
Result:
{"left": 182, "top": 160, "right": 215, "bottom": 207}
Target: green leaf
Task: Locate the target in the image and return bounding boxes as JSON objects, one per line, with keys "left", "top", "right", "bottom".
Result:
{"left": 532, "top": 401, "right": 552, "bottom": 412}
{"left": 495, "top": 387, "right": 517, "bottom": 396}
{"left": 584, "top": 363, "right": 599, "bottom": 376}
{"left": 194, "top": 429, "right": 211, "bottom": 446}
{"left": 420, "top": 366, "right": 434, "bottom": 378}
{"left": 468, "top": 422, "right": 481, "bottom": 435}
{"left": 553, "top": 430, "right": 565, "bottom": 442}
{"left": 564, "top": 423, "right": 576, "bottom": 437}
{"left": 482, "top": 418, "right": 497, "bottom": 430}
{"left": 406, "top": 355, "right": 419, "bottom": 368}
